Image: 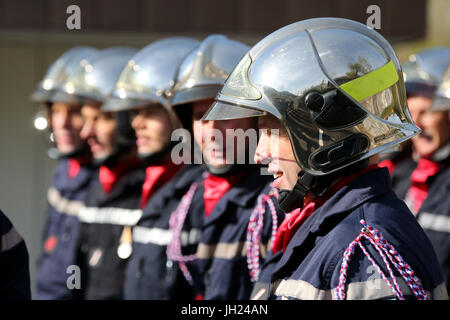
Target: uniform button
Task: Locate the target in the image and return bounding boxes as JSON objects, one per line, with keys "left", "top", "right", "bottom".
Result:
{"left": 166, "top": 260, "right": 173, "bottom": 268}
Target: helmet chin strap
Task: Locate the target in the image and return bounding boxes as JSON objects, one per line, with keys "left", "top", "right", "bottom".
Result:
{"left": 278, "top": 159, "right": 369, "bottom": 213}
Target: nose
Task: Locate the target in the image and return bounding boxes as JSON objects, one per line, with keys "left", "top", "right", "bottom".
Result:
{"left": 413, "top": 112, "right": 425, "bottom": 131}
{"left": 201, "top": 120, "right": 218, "bottom": 139}
{"left": 80, "top": 119, "right": 95, "bottom": 140}
{"left": 131, "top": 113, "right": 145, "bottom": 131}
{"left": 254, "top": 134, "right": 271, "bottom": 165}
{"left": 60, "top": 110, "right": 72, "bottom": 129}
{"left": 52, "top": 109, "right": 70, "bottom": 130}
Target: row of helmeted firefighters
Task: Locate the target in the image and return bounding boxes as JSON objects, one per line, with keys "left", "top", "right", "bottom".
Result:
{"left": 1, "top": 18, "right": 449, "bottom": 300}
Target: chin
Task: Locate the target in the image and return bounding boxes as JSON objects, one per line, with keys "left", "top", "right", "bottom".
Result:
{"left": 416, "top": 145, "right": 438, "bottom": 158}
{"left": 57, "top": 145, "right": 76, "bottom": 154}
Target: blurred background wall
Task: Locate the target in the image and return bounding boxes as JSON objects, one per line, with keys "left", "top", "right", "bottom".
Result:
{"left": 0, "top": 0, "right": 449, "bottom": 297}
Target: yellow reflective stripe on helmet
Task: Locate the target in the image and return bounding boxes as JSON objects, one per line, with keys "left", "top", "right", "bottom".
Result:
{"left": 339, "top": 60, "right": 399, "bottom": 102}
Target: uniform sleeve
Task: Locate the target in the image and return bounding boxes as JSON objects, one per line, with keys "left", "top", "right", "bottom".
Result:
{"left": 0, "top": 210, "right": 31, "bottom": 300}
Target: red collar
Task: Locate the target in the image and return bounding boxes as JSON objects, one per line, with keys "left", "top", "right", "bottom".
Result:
{"left": 408, "top": 158, "right": 441, "bottom": 213}
{"left": 99, "top": 157, "right": 141, "bottom": 194}
{"left": 378, "top": 159, "right": 395, "bottom": 175}
{"left": 67, "top": 156, "right": 91, "bottom": 178}
{"left": 141, "top": 162, "right": 182, "bottom": 208}
{"left": 272, "top": 165, "right": 379, "bottom": 254}
{"left": 202, "top": 172, "right": 244, "bottom": 217}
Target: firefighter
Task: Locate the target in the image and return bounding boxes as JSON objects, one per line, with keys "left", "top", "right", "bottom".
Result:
{"left": 31, "top": 47, "right": 98, "bottom": 300}
{"left": 202, "top": 18, "right": 448, "bottom": 299}
{"left": 54, "top": 47, "right": 146, "bottom": 299}
{"left": 389, "top": 48, "right": 450, "bottom": 291}
{"left": 170, "top": 35, "right": 285, "bottom": 300}
{"left": 0, "top": 209, "right": 31, "bottom": 299}
{"left": 101, "top": 37, "right": 201, "bottom": 299}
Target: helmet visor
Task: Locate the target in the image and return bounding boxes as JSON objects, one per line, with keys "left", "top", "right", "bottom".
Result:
{"left": 202, "top": 100, "right": 266, "bottom": 121}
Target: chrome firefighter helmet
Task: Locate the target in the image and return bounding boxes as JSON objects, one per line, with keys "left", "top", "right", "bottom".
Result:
{"left": 57, "top": 47, "right": 140, "bottom": 164}
{"left": 402, "top": 47, "right": 450, "bottom": 99}
{"left": 53, "top": 47, "right": 138, "bottom": 104}
{"left": 31, "top": 46, "right": 98, "bottom": 104}
{"left": 31, "top": 46, "right": 98, "bottom": 158}
{"left": 431, "top": 64, "right": 450, "bottom": 111}
{"left": 171, "top": 34, "right": 250, "bottom": 106}
{"left": 102, "top": 37, "right": 200, "bottom": 115}
{"left": 102, "top": 37, "right": 200, "bottom": 162}
{"left": 171, "top": 34, "right": 250, "bottom": 175}
{"left": 204, "top": 17, "right": 420, "bottom": 177}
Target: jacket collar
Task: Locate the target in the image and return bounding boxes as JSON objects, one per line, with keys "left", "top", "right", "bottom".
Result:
{"left": 141, "top": 165, "right": 203, "bottom": 218}
{"left": 202, "top": 165, "right": 271, "bottom": 227}
{"left": 54, "top": 158, "right": 96, "bottom": 193}
{"left": 272, "top": 167, "right": 392, "bottom": 278}
{"left": 94, "top": 165, "right": 145, "bottom": 207}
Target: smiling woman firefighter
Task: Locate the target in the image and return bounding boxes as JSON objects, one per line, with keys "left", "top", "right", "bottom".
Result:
{"left": 202, "top": 18, "right": 448, "bottom": 300}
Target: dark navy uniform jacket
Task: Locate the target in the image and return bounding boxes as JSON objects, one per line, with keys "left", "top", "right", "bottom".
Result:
{"left": 0, "top": 210, "right": 31, "bottom": 299}
{"left": 391, "top": 153, "right": 450, "bottom": 293}
{"left": 76, "top": 166, "right": 144, "bottom": 300}
{"left": 267, "top": 168, "right": 447, "bottom": 300}
{"left": 187, "top": 166, "right": 284, "bottom": 300}
{"left": 36, "top": 159, "right": 95, "bottom": 300}
{"left": 124, "top": 165, "right": 204, "bottom": 300}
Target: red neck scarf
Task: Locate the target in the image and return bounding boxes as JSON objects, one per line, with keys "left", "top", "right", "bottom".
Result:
{"left": 202, "top": 173, "right": 244, "bottom": 217}
{"left": 99, "top": 157, "right": 141, "bottom": 194}
{"left": 141, "top": 162, "right": 182, "bottom": 208}
{"left": 378, "top": 159, "right": 395, "bottom": 175}
{"left": 272, "top": 165, "right": 379, "bottom": 254}
{"left": 408, "top": 158, "right": 441, "bottom": 214}
{"left": 68, "top": 156, "right": 91, "bottom": 178}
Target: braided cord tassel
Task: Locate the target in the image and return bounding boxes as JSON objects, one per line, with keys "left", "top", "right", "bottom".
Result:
{"left": 246, "top": 188, "right": 279, "bottom": 282}
{"left": 334, "top": 234, "right": 360, "bottom": 299}
{"left": 361, "top": 220, "right": 428, "bottom": 300}
{"left": 166, "top": 182, "right": 199, "bottom": 285}
{"left": 357, "top": 235, "right": 404, "bottom": 299}
{"left": 335, "top": 219, "right": 428, "bottom": 300}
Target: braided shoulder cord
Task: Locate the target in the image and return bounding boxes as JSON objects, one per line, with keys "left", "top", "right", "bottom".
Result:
{"left": 335, "top": 219, "right": 428, "bottom": 300}
{"left": 246, "top": 188, "right": 279, "bottom": 282}
{"left": 166, "top": 182, "right": 199, "bottom": 285}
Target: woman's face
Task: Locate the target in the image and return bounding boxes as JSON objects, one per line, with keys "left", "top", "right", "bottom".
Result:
{"left": 255, "top": 114, "right": 301, "bottom": 190}
{"left": 409, "top": 96, "right": 450, "bottom": 158}
{"left": 50, "top": 102, "right": 84, "bottom": 154}
{"left": 131, "top": 105, "right": 174, "bottom": 156}
{"left": 192, "top": 99, "right": 257, "bottom": 168}
{"left": 80, "top": 103, "right": 117, "bottom": 160}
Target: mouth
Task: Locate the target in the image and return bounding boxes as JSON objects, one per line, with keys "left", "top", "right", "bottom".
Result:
{"left": 87, "top": 138, "right": 103, "bottom": 154}
{"left": 271, "top": 171, "right": 284, "bottom": 189}
{"left": 136, "top": 134, "right": 151, "bottom": 146}
{"left": 273, "top": 172, "right": 282, "bottom": 179}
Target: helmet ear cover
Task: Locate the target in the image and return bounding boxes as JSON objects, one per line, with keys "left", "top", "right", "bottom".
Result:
{"left": 311, "top": 134, "right": 370, "bottom": 172}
